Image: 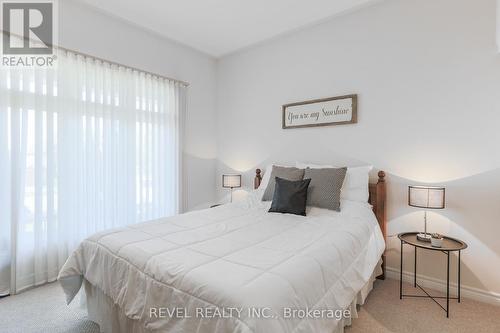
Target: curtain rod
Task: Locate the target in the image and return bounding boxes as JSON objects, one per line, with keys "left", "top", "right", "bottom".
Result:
{"left": 1, "top": 30, "right": 190, "bottom": 87}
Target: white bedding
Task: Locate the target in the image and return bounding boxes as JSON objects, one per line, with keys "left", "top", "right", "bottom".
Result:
{"left": 58, "top": 196, "right": 385, "bottom": 333}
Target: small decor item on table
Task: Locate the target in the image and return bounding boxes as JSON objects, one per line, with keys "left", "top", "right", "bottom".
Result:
{"left": 222, "top": 174, "right": 241, "bottom": 203}
{"left": 408, "top": 185, "right": 445, "bottom": 242}
{"left": 431, "top": 233, "right": 444, "bottom": 247}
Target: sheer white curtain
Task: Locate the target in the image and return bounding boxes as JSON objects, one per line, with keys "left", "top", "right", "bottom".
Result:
{"left": 0, "top": 50, "right": 186, "bottom": 295}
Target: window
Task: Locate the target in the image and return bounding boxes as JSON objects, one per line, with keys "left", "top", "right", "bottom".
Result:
{"left": 0, "top": 50, "right": 186, "bottom": 295}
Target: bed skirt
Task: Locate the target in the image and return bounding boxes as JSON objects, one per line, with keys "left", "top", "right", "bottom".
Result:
{"left": 83, "top": 259, "right": 383, "bottom": 333}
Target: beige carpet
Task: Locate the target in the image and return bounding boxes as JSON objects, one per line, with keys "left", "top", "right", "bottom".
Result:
{"left": 0, "top": 282, "right": 99, "bottom": 333}
{"left": 0, "top": 279, "right": 499, "bottom": 333}
{"left": 348, "top": 279, "right": 500, "bottom": 333}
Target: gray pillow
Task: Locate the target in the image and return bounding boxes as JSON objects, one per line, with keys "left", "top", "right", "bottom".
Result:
{"left": 303, "top": 167, "right": 347, "bottom": 211}
{"left": 262, "top": 166, "right": 305, "bottom": 201}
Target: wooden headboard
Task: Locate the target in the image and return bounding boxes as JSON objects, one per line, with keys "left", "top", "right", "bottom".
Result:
{"left": 254, "top": 168, "right": 386, "bottom": 279}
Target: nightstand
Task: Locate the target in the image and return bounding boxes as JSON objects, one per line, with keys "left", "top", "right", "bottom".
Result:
{"left": 398, "top": 232, "right": 467, "bottom": 318}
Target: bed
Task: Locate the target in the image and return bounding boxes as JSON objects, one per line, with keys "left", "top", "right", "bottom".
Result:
{"left": 58, "top": 170, "right": 387, "bottom": 333}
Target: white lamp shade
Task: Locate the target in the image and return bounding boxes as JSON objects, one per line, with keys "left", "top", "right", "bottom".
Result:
{"left": 222, "top": 174, "right": 241, "bottom": 188}
{"left": 408, "top": 186, "right": 445, "bottom": 209}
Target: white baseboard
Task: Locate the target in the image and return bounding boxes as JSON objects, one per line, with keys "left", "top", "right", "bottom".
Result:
{"left": 385, "top": 266, "right": 500, "bottom": 306}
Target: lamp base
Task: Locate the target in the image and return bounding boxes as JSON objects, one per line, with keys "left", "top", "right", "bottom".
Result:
{"left": 417, "top": 233, "right": 432, "bottom": 242}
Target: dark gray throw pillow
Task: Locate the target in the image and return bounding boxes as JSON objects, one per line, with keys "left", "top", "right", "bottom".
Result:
{"left": 303, "top": 167, "right": 347, "bottom": 211}
{"left": 268, "top": 177, "right": 311, "bottom": 216}
{"left": 262, "top": 166, "right": 305, "bottom": 201}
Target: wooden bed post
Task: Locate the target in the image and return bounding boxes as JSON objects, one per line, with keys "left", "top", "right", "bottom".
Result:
{"left": 254, "top": 169, "right": 262, "bottom": 189}
{"left": 374, "top": 171, "right": 386, "bottom": 280}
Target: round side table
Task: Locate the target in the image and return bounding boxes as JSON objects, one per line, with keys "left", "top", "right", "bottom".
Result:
{"left": 398, "top": 232, "right": 467, "bottom": 318}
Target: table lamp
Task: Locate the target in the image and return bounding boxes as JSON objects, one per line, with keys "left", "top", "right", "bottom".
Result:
{"left": 408, "top": 185, "right": 445, "bottom": 242}
{"left": 222, "top": 174, "right": 241, "bottom": 203}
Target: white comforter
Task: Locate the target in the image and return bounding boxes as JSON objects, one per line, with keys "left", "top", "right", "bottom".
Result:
{"left": 58, "top": 196, "right": 385, "bottom": 333}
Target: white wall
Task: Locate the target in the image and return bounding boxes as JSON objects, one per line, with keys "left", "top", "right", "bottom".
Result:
{"left": 59, "top": 0, "right": 218, "bottom": 211}
{"left": 497, "top": 0, "right": 500, "bottom": 52}
{"left": 216, "top": 0, "right": 500, "bottom": 301}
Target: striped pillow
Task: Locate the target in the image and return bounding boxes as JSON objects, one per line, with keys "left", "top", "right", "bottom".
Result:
{"left": 303, "top": 167, "right": 347, "bottom": 211}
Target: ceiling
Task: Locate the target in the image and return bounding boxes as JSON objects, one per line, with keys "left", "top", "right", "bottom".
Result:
{"left": 74, "top": 0, "right": 379, "bottom": 57}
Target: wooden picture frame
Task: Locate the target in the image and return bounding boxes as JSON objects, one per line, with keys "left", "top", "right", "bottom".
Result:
{"left": 282, "top": 94, "right": 358, "bottom": 129}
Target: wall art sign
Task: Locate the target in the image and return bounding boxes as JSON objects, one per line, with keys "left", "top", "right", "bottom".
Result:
{"left": 282, "top": 94, "right": 357, "bottom": 129}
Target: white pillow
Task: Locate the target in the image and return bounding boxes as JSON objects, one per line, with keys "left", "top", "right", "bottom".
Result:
{"left": 295, "top": 162, "right": 372, "bottom": 203}
{"left": 259, "top": 164, "right": 273, "bottom": 191}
